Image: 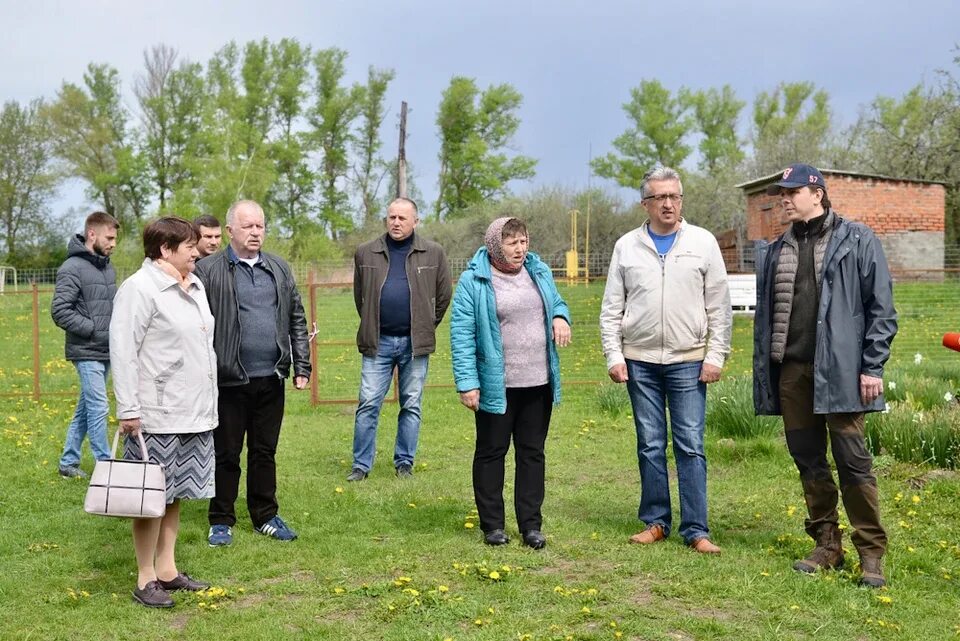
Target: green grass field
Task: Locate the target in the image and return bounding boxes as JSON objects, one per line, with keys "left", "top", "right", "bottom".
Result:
{"left": 2, "top": 282, "right": 959, "bottom": 640}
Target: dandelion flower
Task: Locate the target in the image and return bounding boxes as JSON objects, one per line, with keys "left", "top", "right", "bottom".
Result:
{"left": 488, "top": 571, "right": 501, "bottom": 580}
{"left": 335, "top": 487, "right": 344, "bottom": 493}
{"left": 581, "top": 606, "right": 591, "bottom": 614}
{"left": 464, "top": 522, "right": 475, "bottom": 529}
{"left": 438, "top": 585, "right": 449, "bottom": 593}
{"left": 875, "top": 595, "right": 893, "bottom": 604}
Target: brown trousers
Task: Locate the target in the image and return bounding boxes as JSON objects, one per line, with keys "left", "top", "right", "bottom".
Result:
{"left": 779, "top": 361, "right": 887, "bottom": 556}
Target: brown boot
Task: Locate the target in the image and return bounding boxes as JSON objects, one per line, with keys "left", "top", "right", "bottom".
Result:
{"left": 793, "top": 523, "right": 844, "bottom": 573}
{"left": 858, "top": 555, "right": 886, "bottom": 588}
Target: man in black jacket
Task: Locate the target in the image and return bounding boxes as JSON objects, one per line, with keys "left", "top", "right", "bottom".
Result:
{"left": 194, "top": 200, "right": 311, "bottom": 546}
{"left": 754, "top": 164, "right": 897, "bottom": 587}
{"left": 51, "top": 211, "right": 118, "bottom": 478}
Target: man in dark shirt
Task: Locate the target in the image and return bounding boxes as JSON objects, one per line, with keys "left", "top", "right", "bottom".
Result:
{"left": 194, "top": 200, "right": 311, "bottom": 546}
{"left": 348, "top": 198, "right": 451, "bottom": 481}
{"left": 754, "top": 164, "right": 897, "bottom": 587}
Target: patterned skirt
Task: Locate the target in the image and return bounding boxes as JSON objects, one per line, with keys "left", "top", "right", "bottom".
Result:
{"left": 124, "top": 432, "right": 216, "bottom": 503}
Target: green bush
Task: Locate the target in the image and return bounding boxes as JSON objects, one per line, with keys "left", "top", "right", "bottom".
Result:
{"left": 706, "top": 376, "right": 780, "bottom": 439}
{"left": 866, "top": 403, "right": 960, "bottom": 468}
{"left": 595, "top": 383, "right": 630, "bottom": 417}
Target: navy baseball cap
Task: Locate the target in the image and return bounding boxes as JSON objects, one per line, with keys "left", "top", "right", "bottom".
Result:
{"left": 766, "top": 163, "right": 827, "bottom": 195}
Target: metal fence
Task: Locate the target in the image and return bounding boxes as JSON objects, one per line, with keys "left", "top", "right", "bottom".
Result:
{"left": 2, "top": 276, "right": 957, "bottom": 405}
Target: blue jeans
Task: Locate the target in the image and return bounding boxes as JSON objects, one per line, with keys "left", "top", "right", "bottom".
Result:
{"left": 352, "top": 335, "right": 429, "bottom": 472}
{"left": 59, "top": 360, "right": 111, "bottom": 467}
{"left": 625, "top": 359, "right": 709, "bottom": 544}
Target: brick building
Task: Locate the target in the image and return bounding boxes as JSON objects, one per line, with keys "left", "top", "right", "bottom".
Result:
{"left": 736, "top": 169, "right": 946, "bottom": 273}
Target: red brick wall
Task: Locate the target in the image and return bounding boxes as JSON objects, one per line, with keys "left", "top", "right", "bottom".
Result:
{"left": 746, "top": 173, "right": 946, "bottom": 241}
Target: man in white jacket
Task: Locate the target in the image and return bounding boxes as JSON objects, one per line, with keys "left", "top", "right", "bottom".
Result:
{"left": 600, "top": 166, "right": 732, "bottom": 554}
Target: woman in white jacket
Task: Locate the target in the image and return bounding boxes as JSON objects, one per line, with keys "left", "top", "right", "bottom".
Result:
{"left": 110, "top": 217, "right": 218, "bottom": 608}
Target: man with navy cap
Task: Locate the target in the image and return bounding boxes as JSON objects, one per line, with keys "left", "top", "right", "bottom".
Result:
{"left": 753, "top": 163, "right": 898, "bottom": 587}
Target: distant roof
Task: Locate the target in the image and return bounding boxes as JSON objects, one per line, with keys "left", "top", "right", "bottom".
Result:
{"left": 736, "top": 169, "right": 946, "bottom": 193}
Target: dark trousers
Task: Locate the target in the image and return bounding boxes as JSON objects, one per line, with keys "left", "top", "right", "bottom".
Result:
{"left": 779, "top": 361, "right": 887, "bottom": 556}
{"left": 208, "top": 376, "right": 285, "bottom": 528}
{"left": 473, "top": 385, "right": 552, "bottom": 533}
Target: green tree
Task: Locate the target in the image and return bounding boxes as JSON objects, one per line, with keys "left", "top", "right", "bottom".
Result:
{"left": 194, "top": 42, "right": 277, "bottom": 219}
{"left": 308, "top": 47, "right": 364, "bottom": 238}
{"left": 680, "top": 85, "right": 745, "bottom": 172}
{"left": 750, "top": 82, "right": 832, "bottom": 175}
{"left": 135, "top": 44, "right": 205, "bottom": 212}
{"left": 44, "top": 63, "right": 148, "bottom": 227}
{"left": 352, "top": 66, "right": 396, "bottom": 225}
{"left": 854, "top": 77, "right": 960, "bottom": 251}
{"left": 435, "top": 77, "right": 536, "bottom": 219}
{"left": 591, "top": 80, "right": 692, "bottom": 190}
{"left": 264, "top": 38, "right": 315, "bottom": 237}
{"left": 0, "top": 99, "right": 59, "bottom": 261}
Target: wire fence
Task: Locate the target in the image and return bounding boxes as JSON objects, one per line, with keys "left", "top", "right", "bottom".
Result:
{"left": 2, "top": 275, "right": 957, "bottom": 404}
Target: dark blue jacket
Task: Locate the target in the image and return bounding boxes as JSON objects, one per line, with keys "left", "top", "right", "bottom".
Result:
{"left": 51, "top": 234, "right": 116, "bottom": 362}
{"left": 754, "top": 214, "right": 898, "bottom": 415}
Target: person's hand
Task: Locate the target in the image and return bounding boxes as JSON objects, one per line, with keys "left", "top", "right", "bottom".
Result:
{"left": 119, "top": 418, "right": 141, "bottom": 436}
{"left": 699, "top": 363, "right": 722, "bottom": 384}
{"left": 459, "top": 389, "right": 480, "bottom": 411}
{"left": 552, "top": 318, "right": 571, "bottom": 347}
{"left": 294, "top": 375, "right": 309, "bottom": 390}
{"left": 860, "top": 374, "right": 883, "bottom": 404}
{"left": 608, "top": 363, "right": 628, "bottom": 383}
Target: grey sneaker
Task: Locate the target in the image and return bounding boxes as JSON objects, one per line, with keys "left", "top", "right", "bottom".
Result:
{"left": 58, "top": 464, "right": 88, "bottom": 479}
{"left": 396, "top": 464, "right": 414, "bottom": 479}
{"left": 346, "top": 468, "right": 368, "bottom": 482}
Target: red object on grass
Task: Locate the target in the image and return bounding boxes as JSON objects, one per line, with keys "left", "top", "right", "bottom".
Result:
{"left": 943, "top": 333, "right": 960, "bottom": 353}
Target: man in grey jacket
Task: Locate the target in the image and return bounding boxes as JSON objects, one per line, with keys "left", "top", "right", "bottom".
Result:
{"left": 754, "top": 163, "right": 897, "bottom": 587}
{"left": 51, "top": 211, "right": 119, "bottom": 478}
{"left": 194, "top": 200, "right": 311, "bottom": 546}
{"left": 347, "top": 198, "right": 451, "bottom": 481}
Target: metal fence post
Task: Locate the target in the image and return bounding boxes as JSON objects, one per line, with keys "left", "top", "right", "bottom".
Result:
{"left": 31, "top": 282, "right": 41, "bottom": 401}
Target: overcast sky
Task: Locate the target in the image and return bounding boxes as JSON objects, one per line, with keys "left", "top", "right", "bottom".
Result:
{"left": 3, "top": 0, "right": 958, "bottom": 222}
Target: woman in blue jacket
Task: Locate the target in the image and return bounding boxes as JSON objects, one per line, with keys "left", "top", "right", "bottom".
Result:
{"left": 451, "top": 217, "right": 571, "bottom": 549}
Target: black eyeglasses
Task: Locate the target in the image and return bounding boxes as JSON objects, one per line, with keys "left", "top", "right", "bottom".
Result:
{"left": 642, "top": 193, "right": 683, "bottom": 204}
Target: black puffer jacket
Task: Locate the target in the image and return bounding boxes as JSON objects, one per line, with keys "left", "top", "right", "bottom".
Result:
{"left": 50, "top": 234, "right": 117, "bottom": 362}
{"left": 194, "top": 248, "right": 311, "bottom": 387}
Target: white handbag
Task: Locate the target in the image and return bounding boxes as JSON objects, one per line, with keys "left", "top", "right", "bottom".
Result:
{"left": 84, "top": 430, "right": 166, "bottom": 518}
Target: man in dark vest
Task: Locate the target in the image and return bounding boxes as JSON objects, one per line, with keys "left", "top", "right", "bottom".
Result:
{"left": 754, "top": 163, "right": 898, "bottom": 587}
{"left": 51, "top": 211, "right": 119, "bottom": 478}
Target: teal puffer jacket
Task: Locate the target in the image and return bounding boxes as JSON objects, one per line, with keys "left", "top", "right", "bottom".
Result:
{"left": 450, "top": 248, "right": 571, "bottom": 414}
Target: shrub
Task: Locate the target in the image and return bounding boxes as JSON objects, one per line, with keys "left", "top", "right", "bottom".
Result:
{"left": 706, "top": 376, "right": 780, "bottom": 439}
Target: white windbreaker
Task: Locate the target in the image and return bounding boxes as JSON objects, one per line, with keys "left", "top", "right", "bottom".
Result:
{"left": 600, "top": 219, "right": 732, "bottom": 370}
{"left": 110, "top": 259, "right": 218, "bottom": 434}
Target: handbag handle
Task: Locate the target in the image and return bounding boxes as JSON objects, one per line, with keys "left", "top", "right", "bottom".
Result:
{"left": 110, "top": 427, "right": 151, "bottom": 463}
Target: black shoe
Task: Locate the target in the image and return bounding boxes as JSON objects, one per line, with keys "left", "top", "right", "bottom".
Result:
{"left": 396, "top": 464, "right": 413, "bottom": 479}
{"left": 484, "top": 529, "right": 509, "bottom": 546}
{"left": 523, "top": 530, "right": 547, "bottom": 550}
{"left": 132, "top": 580, "right": 174, "bottom": 608}
{"left": 346, "top": 468, "right": 368, "bottom": 482}
{"left": 158, "top": 572, "right": 210, "bottom": 592}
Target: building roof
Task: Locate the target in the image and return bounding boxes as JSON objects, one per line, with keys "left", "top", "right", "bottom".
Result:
{"left": 736, "top": 168, "right": 946, "bottom": 194}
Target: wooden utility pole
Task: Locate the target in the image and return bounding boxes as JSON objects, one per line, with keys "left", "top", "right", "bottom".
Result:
{"left": 397, "top": 101, "right": 408, "bottom": 198}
